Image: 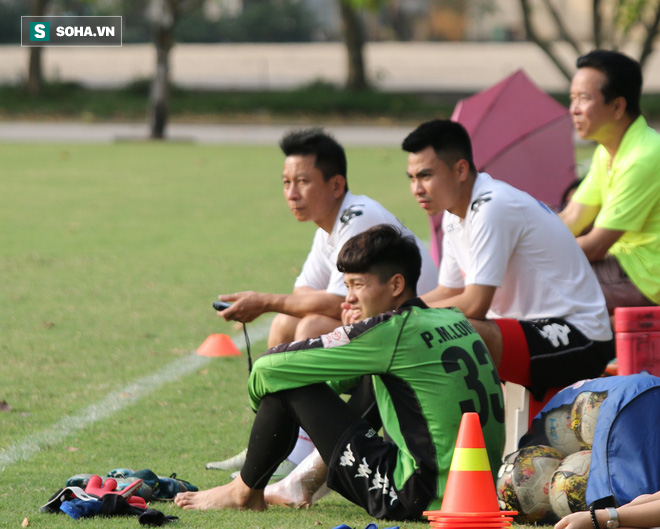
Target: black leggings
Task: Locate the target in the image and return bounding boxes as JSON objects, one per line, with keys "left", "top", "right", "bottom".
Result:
{"left": 241, "top": 378, "right": 379, "bottom": 489}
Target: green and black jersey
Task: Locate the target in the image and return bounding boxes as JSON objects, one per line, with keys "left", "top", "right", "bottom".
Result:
{"left": 248, "top": 298, "right": 505, "bottom": 510}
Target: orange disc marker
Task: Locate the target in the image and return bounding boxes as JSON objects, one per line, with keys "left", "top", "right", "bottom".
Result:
{"left": 197, "top": 333, "right": 242, "bottom": 357}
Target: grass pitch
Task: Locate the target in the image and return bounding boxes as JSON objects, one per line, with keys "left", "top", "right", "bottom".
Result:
{"left": 0, "top": 140, "right": 441, "bottom": 529}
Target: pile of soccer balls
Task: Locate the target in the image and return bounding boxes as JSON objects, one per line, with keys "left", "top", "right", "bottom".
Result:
{"left": 496, "top": 391, "right": 607, "bottom": 523}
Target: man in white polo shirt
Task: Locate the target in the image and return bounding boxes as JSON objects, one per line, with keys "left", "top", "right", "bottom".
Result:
{"left": 216, "top": 127, "right": 437, "bottom": 347}
{"left": 403, "top": 119, "right": 613, "bottom": 401}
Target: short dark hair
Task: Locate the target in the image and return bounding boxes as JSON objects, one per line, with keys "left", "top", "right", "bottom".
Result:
{"left": 279, "top": 128, "right": 348, "bottom": 189}
{"left": 560, "top": 179, "right": 582, "bottom": 210}
{"left": 337, "top": 224, "right": 420, "bottom": 295}
{"left": 401, "top": 119, "right": 477, "bottom": 173}
{"left": 576, "top": 49, "right": 642, "bottom": 118}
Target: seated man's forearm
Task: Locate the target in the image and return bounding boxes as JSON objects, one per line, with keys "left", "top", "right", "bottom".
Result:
{"left": 576, "top": 226, "right": 625, "bottom": 262}
{"left": 421, "top": 284, "right": 462, "bottom": 305}
{"left": 273, "top": 289, "right": 344, "bottom": 320}
{"left": 559, "top": 201, "right": 600, "bottom": 236}
{"left": 422, "top": 284, "right": 494, "bottom": 320}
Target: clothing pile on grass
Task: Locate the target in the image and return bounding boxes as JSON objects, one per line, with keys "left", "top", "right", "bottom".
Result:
{"left": 40, "top": 468, "right": 197, "bottom": 525}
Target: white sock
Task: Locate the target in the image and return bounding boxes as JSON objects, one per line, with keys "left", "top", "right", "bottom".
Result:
{"left": 286, "top": 427, "right": 315, "bottom": 465}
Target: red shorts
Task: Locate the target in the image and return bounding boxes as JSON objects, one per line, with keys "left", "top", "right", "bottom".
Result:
{"left": 494, "top": 318, "right": 614, "bottom": 400}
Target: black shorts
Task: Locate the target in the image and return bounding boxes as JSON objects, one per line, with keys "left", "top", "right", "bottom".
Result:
{"left": 496, "top": 318, "right": 615, "bottom": 400}
{"left": 327, "top": 419, "right": 435, "bottom": 521}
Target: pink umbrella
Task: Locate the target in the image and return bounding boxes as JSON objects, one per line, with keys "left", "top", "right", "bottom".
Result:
{"left": 428, "top": 69, "right": 576, "bottom": 266}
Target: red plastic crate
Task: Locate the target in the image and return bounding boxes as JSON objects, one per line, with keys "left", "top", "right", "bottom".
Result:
{"left": 616, "top": 331, "right": 660, "bottom": 377}
{"left": 614, "top": 306, "right": 660, "bottom": 332}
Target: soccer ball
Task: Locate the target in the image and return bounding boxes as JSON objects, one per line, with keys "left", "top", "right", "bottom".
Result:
{"left": 544, "top": 404, "right": 582, "bottom": 456}
{"left": 571, "top": 391, "right": 608, "bottom": 449}
{"left": 497, "top": 452, "right": 522, "bottom": 514}
{"left": 550, "top": 450, "right": 592, "bottom": 519}
{"left": 497, "top": 445, "right": 563, "bottom": 523}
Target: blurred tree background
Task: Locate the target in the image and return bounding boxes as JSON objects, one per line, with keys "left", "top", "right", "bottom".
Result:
{"left": 4, "top": 0, "right": 659, "bottom": 137}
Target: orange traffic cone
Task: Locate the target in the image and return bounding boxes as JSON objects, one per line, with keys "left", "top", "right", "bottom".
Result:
{"left": 197, "top": 333, "right": 242, "bottom": 357}
{"left": 423, "top": 412, "right": 516, "bottom": 527}
{"left": 441, "top": 411, "right": 500, "bottom": 513}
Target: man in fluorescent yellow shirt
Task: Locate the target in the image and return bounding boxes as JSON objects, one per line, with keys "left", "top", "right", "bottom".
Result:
{"left": 560, "top": 49, "right": 660, "bottom": 312}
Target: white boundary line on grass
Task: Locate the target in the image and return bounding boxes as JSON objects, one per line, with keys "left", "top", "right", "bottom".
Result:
{"left": 0, "top": 318, "right": 273, "bottom": 471}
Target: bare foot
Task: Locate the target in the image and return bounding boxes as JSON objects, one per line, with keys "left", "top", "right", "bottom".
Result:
{"left": 174, "top": 475, "right": 267, "bottom": 511}
{"left": 265, "top": 478, "right": 311, "bottom": 509}
{"left": 264, "top": 449, "right": 330, "bottom": 508}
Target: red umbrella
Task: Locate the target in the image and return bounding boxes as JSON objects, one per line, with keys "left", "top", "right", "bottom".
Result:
{"left": 429, "top": 69, "right": 576, "bottom": 265}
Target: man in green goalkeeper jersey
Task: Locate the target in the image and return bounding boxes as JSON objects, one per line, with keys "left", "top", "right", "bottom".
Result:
{"left": 175, "top": 224, "right": 505, "bottom": 520}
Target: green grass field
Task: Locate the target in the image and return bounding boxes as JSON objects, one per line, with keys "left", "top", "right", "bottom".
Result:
{"left": 0, "top": 141, "right": 454, "bottom": 529}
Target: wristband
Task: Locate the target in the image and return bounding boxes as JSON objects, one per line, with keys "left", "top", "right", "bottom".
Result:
{"left": 605, "top": 507, "right": 620, "bottom": 529}
{"left": 590, "top": 505, "right": 600, "bottom": 529}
